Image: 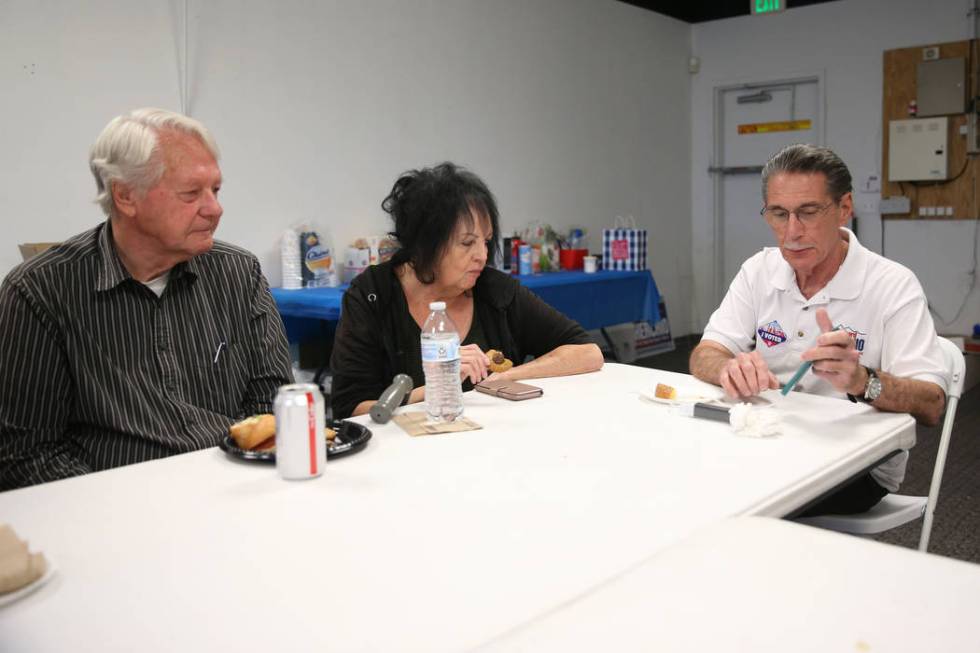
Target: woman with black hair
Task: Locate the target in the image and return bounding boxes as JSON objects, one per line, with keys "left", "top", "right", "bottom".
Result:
{"left": 330, "top": 162, "right": 603, "bottom": 419}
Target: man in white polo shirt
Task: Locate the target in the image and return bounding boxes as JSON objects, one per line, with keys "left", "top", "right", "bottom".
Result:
{"left": 690, "top": 144, "right": 947, "bottom": 516}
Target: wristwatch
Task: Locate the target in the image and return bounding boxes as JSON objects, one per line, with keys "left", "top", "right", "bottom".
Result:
{"left": 848, "top": 366, "right": 882, "bottom": 403}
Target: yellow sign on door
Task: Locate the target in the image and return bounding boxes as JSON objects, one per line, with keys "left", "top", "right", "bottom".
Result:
{"left": 738, "top": 119, "right": 812, "bottom": 135}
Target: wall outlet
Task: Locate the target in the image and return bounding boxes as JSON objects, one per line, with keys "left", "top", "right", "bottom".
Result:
{"left": 856, "top": 195, "right": 880, "bottom": 215}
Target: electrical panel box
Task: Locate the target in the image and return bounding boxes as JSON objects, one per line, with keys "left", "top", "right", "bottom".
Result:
{"left": 917, "top": 57, "right": 966, "bottom": 116}
{"left": 888, "top": 117, "right": 948, "bottom": 181}
{"left": 879, "top": 196, "right": 911, "bottom": 214}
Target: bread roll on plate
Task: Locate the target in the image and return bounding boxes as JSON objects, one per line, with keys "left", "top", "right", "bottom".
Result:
{"left": 229, "top": 414, "right": 276, "bottom": 450}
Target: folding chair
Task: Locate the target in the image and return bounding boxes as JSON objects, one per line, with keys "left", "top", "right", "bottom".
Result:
{"left": 795, "top": 336, "right": 966, "bottom": 552}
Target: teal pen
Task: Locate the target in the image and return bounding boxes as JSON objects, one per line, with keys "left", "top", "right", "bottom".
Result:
{"left": 780, "top": 325, "right": 842, "bottom": 395}
{"left": 780, "top": 360, "right": 812, "bottom": 396}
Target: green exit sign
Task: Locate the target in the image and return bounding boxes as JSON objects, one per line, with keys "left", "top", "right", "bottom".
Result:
{"left": 751, "top": 0, "right": 785, "bottom": 14}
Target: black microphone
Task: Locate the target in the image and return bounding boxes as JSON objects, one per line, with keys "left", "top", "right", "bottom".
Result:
{"left": 370, "top": 374, "right": 413, "bottom": 424}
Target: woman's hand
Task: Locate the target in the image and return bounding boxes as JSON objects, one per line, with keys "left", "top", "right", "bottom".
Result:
{"left": 459, "top": 344, "right": 491, "bottom": 385}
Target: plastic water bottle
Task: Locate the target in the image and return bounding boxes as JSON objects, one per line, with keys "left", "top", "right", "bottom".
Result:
{"left": 421, "top": 301, "right": 463, "bottom": 422}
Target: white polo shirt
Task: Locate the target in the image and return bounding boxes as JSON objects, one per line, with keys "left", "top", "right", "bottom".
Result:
{"left": 702, "top": 228, "right": 947, "bottom": 491}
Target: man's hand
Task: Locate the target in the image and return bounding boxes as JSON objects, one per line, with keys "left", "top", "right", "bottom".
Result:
{"left": 458, "top": 344, "right": 491, "bottom": 385}
{"left": 719, "top": 350, "right": 779, "bottom": 399}
{"left": 802, "top": 308, "right": 866, "bottom": 394}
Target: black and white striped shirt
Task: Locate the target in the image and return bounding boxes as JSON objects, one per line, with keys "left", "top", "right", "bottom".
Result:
{"left": 0, "top": 221, "right": 293, "bottom": 490}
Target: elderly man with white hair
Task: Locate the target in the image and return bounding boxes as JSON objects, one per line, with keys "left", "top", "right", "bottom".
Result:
{"left": 0, "top": 108, "right": 292, "bottom": 490}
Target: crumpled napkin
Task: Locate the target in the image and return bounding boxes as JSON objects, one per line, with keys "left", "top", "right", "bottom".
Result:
{"left": 0, "top": 524, "right": 48, "bottom": 595}
{"left": 729, "top": 403, "right": 783, "bottom": 437}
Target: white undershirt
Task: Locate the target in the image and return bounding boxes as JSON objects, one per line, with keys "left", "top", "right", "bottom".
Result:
{"left": 142, "top": 270, "right": 171, "bottom": 298}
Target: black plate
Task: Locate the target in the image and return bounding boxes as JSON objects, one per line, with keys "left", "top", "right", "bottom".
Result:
{"left": 219, "top": 419, "right": 372, "bottom": 463}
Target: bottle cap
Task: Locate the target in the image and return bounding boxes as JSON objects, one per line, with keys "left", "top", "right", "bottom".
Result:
{"left": 429, "top": 301, "right": 446, "bottom": 311}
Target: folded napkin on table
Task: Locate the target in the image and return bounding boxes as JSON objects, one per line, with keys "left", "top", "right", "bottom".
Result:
{"left": 0, "top": 524, "right": 48, "bottom": 595}
{"left": 393, "top": 412, "right": 483, "bottom": 436}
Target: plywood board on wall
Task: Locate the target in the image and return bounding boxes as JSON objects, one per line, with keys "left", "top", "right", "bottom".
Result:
{"left": 882, "top": 40, "right": 976, "bottom": 220}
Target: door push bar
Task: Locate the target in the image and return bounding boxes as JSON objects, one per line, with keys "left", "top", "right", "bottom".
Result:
{"left": 707, "top": 165, "right": 764, "bottom": 175}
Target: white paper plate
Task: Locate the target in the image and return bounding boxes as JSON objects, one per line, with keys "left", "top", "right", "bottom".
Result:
{"left": 0, "top": 557, "right": 57, "bottom": 608}
{"left": 639, "top": 391, "right": 722, "bottom": 405}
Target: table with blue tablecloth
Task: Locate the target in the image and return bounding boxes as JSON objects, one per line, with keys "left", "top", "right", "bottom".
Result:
{"left": 271, "top": 270, "right": 661, "bottom": 345}
{"left": 518, "top": 270, "right": 660, "bottom": 330}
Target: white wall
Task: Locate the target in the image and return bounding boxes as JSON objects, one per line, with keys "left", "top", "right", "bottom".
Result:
{"left": 690, "top": 0, "right": 980, "bottom": 336}
{"left": 2, "top": 1, "right": 183, "bottom": 252}
{"left": 2, "top": 0, "right": 696, "bottom": 334}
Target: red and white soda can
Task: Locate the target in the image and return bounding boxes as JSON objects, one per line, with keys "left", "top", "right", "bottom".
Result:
{"left": 274, "top": 383, "right": 326, "bottom": 480}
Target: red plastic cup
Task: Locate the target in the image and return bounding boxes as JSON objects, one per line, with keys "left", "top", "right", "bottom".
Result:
{"left": 559, "top": 248, "right": 588, "bottom": 270}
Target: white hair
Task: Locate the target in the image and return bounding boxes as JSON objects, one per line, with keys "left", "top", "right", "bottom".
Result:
{"left": 89, "top": 108, "right": 220, "bottom": 218}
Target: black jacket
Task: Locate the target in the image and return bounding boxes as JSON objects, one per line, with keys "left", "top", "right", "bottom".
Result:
{"left": 330, "top": 261, "right": 591, "bottom": 418}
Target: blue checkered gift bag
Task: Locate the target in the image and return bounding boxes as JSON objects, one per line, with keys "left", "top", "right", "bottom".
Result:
{"left": 602, "top": 215, "right": 647, "bottom": 271}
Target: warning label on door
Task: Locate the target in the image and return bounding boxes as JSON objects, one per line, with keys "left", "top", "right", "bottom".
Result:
{"left": 738, "top": 119, "right": 812, "bottom": 135}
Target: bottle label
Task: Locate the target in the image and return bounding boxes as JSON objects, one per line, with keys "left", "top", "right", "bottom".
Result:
{"left": 421, "top": 337, "right": 460, "bottom": 362}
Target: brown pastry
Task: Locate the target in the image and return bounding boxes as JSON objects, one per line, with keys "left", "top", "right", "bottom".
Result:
{"left": 229, "top": 414, "right": 276, "bottom": 450}
{"left": 654, "top": 383, "right": 677, "bottom": 400}
{"left": 229, "top": 415, "right": 337, "bottom": 451}
{"left": 487, "top": 349, "right": 513, "bottom": 374}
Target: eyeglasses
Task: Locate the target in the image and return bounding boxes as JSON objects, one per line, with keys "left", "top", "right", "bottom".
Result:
{"left": 760, "top": 201, "right": 837, "bottom": 227}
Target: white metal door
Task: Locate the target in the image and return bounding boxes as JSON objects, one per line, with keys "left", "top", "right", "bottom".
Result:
{"left": 713, "top": 78, "right": 822, "bottom": 297}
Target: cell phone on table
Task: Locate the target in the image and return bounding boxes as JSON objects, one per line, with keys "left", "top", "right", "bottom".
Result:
{"left": 475, "top": 379, "right": 543, "bottom": 401}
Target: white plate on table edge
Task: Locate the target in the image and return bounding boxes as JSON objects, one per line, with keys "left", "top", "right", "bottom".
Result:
{"left": 0, "top": 557, "right": 57, "bottom": 607}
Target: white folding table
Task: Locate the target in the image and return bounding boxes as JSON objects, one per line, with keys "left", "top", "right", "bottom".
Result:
{"left": 478, "top": 516, "right": 980, "bottom": 652}
{"left": 0, "top": 363, "right": 916, "bottom": 652}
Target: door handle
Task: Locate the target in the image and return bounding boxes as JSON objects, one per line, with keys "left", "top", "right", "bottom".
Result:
{"left": 708, "top": 165, "right": 764, "bottom": 175}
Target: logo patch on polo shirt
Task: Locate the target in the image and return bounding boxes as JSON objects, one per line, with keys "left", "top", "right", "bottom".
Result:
{"left": 835, "top": 324, "right": 868, "bottom": 353}
{"left": 757, "top": 320, "right": 787, "bottom": 347}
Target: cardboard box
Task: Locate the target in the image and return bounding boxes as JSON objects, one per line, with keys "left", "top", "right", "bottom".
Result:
{"left": 600, "top": 301, "right": 675, "bottom": 363}
{"left": 18, "top": 242, "right": 59, "bottom": 261}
